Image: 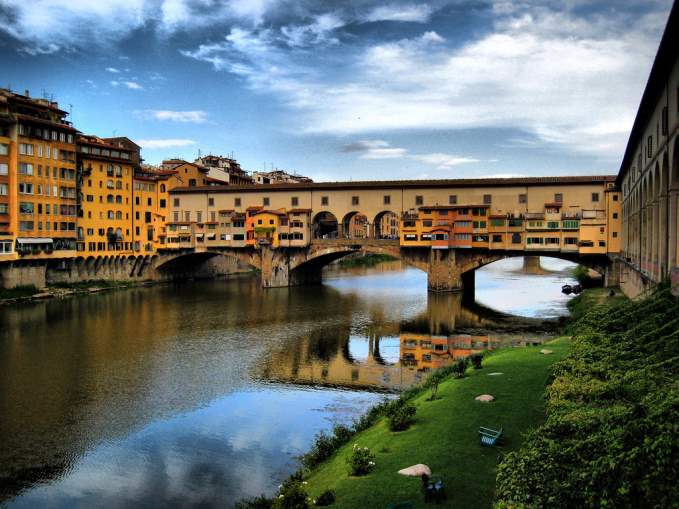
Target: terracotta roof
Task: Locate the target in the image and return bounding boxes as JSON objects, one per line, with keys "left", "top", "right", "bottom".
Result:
{"left": 170, "top": 175, "right": 616, "bottom": 194}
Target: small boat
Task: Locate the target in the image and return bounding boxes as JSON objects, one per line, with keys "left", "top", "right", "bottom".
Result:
{"left": 572, "top": 284, "right": 582, "bottom": 294}
{"left": 561, "top": 284, "right": 573, "bottom": 295}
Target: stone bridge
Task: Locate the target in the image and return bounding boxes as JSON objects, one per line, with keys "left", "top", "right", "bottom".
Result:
{"left": 153, "top": 239, "right": 616, "bottom": 293}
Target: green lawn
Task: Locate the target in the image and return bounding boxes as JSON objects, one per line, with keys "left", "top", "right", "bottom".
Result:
{"left": 566, "top": 286, "right": 627, "bottom": 323}
{"left": 306, "top": 339, "right": 571, "bottom": 509}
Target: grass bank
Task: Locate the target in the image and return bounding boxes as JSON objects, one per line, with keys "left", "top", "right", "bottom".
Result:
{"left": 566, "top": 286, "right": 627, "bottom": 324}
{"left": 303, "top": 340, "right": 570, "bottom": 508}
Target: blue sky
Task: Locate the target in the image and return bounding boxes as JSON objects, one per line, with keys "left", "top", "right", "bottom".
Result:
{"left": 0, "top": 0, "right": 673, "bottom": 180}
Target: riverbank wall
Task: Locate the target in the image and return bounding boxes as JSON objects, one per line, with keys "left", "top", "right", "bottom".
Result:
{"left": 0, "top": 255, "right": 252, "bottom": 291}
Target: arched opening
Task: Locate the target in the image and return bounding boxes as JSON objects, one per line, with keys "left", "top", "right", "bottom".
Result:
{"left": 312, "top": 211, "right": 338, "bottom": 239}
{"left": 671, "top": 136, "right": 679, "bottom": 268}
{"left": 374, "top": 211, "right": 399, "bottom": 240}
{"left": 342, "top": 211, "right": 369, "bottom": 239}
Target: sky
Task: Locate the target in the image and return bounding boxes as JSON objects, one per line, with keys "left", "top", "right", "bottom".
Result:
{"left": 0, "top": 0, "right": 673, "bottom": 181}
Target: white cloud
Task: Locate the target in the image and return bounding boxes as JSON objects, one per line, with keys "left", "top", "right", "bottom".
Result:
{"left": 105, "top": 67, "right": 121, "bottom": 73}
{"left": 136, "top": 138, "right": 196, "bottom": 149}
{"left": 111, "top": 80, "right": 143, "bottom": 90}
{"left": 364, "top": 4, "right": 434, "bottom": 23}
{"left": 140, "top": 110, "right": 208, "bottom": 123}
{"left": 410, "top": 153, "right": 481, "bottom": 169}
{"left": 342, "top": 140, "right": 481, "bottom": 167}
{"left": 180, "top": 3, "right": 667, "bottom": 160}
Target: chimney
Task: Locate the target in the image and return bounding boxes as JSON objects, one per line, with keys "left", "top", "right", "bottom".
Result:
{"left": 24, "top": 89, "right": 30, "bottom": 97}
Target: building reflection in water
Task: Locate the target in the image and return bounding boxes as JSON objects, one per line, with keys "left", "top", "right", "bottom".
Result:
{"left": 258, "top": 289, "right": 548, "bottom": 391}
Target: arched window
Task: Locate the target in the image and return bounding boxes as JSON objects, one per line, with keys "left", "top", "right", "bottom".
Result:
{"left": 160, "top": 184, "right": 166, "bottom": 193}
{"left": 116, "top": 211, "right": 122, "bottom": 220}
{"left": 108, "top": 210, "right": 114, "bottom": 219}
{"left": 116, "top": 195, "right": 122, "bottom": 204}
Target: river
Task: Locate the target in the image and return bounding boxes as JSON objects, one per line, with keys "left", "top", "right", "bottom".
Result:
{"left": 0, "top": 257, "right": 577, "bottom": 508}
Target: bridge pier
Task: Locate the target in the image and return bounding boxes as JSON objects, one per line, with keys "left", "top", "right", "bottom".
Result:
{"left": 427, "top": 249, "right": 471, "bottom": 293}
{"left": 259, "top": 246, "right": 323, "bottom": 288}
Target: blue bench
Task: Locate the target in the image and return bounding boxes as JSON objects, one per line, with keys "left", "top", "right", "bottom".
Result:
{"left": 479, "top": 426, "right": 503, "bottom": 446}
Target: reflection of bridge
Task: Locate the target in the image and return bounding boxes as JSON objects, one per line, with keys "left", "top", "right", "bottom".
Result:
{"left": 154, "top": 239, "right": 614, "bottom": 294}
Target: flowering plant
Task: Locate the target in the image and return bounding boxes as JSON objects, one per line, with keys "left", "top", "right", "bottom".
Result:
{"left": 346, "top": 443, "right": 376, "bottom": 476}
{"left": 272, "top": 479, "right": 311, "bottom": 509}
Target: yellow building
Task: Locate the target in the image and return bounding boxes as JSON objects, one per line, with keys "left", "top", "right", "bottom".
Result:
{"left": 133, "top": 174, "right": 169, "bottom": 253}
{"left": 77, "top": 135, "right": 135, "bottom": 255}
{"left": 0, "top": 89, "right": 78, "bottom": 260}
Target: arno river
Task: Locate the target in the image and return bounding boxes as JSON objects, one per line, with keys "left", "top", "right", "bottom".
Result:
{"left": 0, "top": 257, "right": 577, "bottom": 508}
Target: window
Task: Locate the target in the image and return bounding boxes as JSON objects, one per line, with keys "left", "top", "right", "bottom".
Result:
{"left": 189, "top": 179, "right": 196, "bottom": 187}
{"left": 19, "top": 163, "right": 33, "bottom": 175}
{"left": 518, "top": 194, "right": 527, "bottom": 204}
{"left": 173, "top": 198, "right": 180, "bottom": 207}
{"left": 0, "top": 143, "right": 8, "bottom": 155}
{"left": 383, "top": 195, "right": 391, "bottom": 205}
{"left": 208, "top": 197, "right": 215, "bottom": 207}
{"left": 19, "top": 202, "right": 34, "bottom": 214}
{"left": 147, "top": 198, "right": 152, "bottom": 206}
{"left": 554, "top": 193, "right": 563, "bottom": 203}
{"left": 0, "top": 163, "right": 7, "bottom": 175}
{"left": 612, "top": 232, "right": 618, "bottom": 238}
{"left": 661, "top": 107, "right": 668, "bottom": 136}
{"left": 647, "top": 136, "right": 652, "bottom": 158}
{"left": 160, "top": 199, "right": 166, "bottom": 208}
{"left": 592, "top": 192, "right": 600, "bottom": 202}
{"left": 415, "top": 195, "right": 423, "bottom": 205}
{"left": 444, "top": 194, "right": 456, "bottom": 205}
{"left": 145, "top": 211, "right": 152, "bottom": 223}
{"left": 511, "top": 233, "right": 522, "bottom": 244}
{"left": 598, "top": 240, "right": 606, "bottom": 247}
{"left": 352, "top": 196, "right": 360, "bottom": 206}
{"left": 19, "top": 143, "right": 34, "bottom": 155}
{"left": 235, "top": 198, "right": 241, "bottom": 207}
{"left": 0, "top": 184, "right": 6, "bottom": 196}
{"left": 613, "top": 212, "right": 618, "bottom": 219}
{"left": 483, "top": 194, "right": 492, "bottom": 204}
{"left": 263, "top": 197, "right": 270, "bottom": 206}
{"left": 18, "top": 182, "right": 33, "bottom": 194}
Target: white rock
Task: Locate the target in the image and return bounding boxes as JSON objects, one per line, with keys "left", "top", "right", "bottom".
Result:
{"left": 475, "top": 394, "right": 495, "bottom": 402}
{"left": 540, "top": 349, "right": 553, "bottom": 355}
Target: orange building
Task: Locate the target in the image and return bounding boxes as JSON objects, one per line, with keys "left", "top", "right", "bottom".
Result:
{"left": 0, "top": 89, "right": 78, "bottom": 259}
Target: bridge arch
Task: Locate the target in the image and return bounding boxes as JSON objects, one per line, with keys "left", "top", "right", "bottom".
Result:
{"left": 154, "top": 250, "right": 259, "bottom": 276}
{"left": 373, "top": 210, "right": 400, "bottom": 240}
{"left": 341, "top": 211, "right": 370, "bottom": 239}
{"left": 312, "top": 211, "right": 339, "bottom": 239}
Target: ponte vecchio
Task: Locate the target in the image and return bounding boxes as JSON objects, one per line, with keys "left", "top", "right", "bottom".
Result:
{"left": 161, "top": 175, "right": 622, "bottom": 292}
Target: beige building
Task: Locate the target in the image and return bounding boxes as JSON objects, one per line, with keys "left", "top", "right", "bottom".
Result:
{"left": 617, "top": 1, "right": 679, "bottom": 296}
{"left": 252, "top": 169, "right": 313, "bottom": 185}
{"left": 169, "top": 175, "right": 621, "bottom": 257}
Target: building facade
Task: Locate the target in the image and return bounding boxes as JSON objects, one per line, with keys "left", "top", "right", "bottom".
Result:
{"left": 617, "top": 1, "right": 679, "bottom": 296}
{"left": 0, "top": 89, "right": 78, "bottom": 261}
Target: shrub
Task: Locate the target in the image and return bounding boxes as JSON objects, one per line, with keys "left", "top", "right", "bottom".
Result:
{"left": 331, "top": 424, "right": 352, "bottom": 446}
{"left": 388, "top": 404, "right": 416, "bottom": 431}
{"left": 314, "top": 490, "right": 335, "bottom": 506}
{"left": 495, "top": 286, "right": 679, "bottom": 508}
{"left": 471, "top": 354, "right": 483, "bottom": 369}
{"left": 272, "top": 479, "right": 311, "bottom": 509}
{"left": 301, "top": 431, "right": 336, "bottom": 469}
{"left": 453, "top": 358, "right": 468, "bottom": 378}
{"left": 235, "top": 496, "right": 273, "bottom": 509}
{"left": 346, "top": 444, "right": 376, "bottom": 476}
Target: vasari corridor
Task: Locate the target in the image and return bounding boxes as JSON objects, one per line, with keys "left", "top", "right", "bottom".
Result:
{"left": 0, "top": 1, "right": 678, "bottom": 508}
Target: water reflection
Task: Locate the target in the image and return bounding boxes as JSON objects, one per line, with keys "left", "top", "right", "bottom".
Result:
{"left": 0, "top": 259, "right": 574, "bottom": 508}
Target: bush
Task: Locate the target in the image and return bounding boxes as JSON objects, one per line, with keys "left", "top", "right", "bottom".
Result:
{"left": 272, "top": 479, "right": 311, "bottom": 509}
{"left": 495, "top": 286, "right": 679, "bottom": 508}
{"left": 314, "top": 490, "right": 335, "bottom": 506}
{"left": 388, "top": 404, "right": 416, "bottom": 431}
{"left": 453, "top": 358, "right": 468, "bottom": 378}
{"left": 235, "top": 496, "right": 273, "bottom": 509}
{"left": 471, "top": 354, "right": 483, "bottom": 369}
{"left": 346, "top": 444, "right": 376, "bottom": 476}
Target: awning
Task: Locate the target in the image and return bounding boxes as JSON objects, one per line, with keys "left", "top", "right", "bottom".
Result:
{"left": 16, "top": 237, "right": 53, "bottom": 245}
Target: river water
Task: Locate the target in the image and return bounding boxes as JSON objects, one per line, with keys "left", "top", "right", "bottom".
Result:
{"left": 0, "top": 257, "right": 577, "bottom": 508}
